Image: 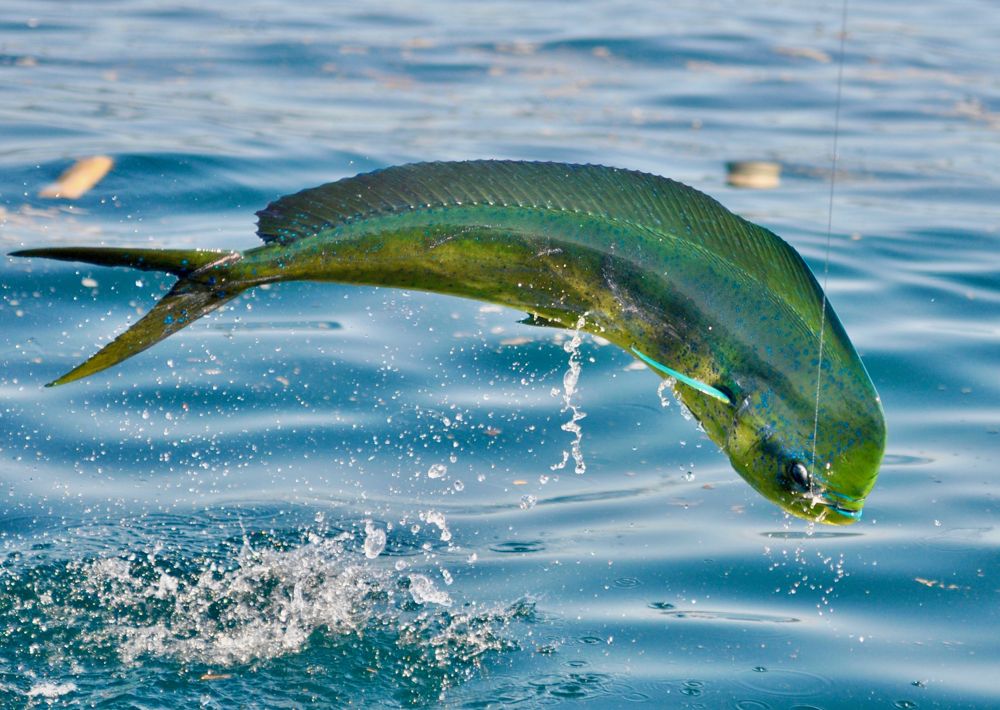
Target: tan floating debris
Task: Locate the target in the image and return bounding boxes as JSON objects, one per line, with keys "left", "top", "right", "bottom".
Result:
{"left": 726, "top": 161, "right": 781, "bottom": 190}
{"left": 775, "top": 46, "right": 832, "bottom": 64}
{"left": 39, "top": 155, "right": 114, "bottom": 199}
{"left": 914, "top": 577, "right": 963, "bottom": 590}
{"left": 500, "top": 336, "right": 533, "bottom": 346}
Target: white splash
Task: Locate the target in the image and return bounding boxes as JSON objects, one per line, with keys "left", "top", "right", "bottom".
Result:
{"left": 424, "top": 510, "right": 452, "bottom": 542}
{"left": 408, "top": 573, "right": 453, "bottom": 607}
{"left": 16, "top": 522, "right": 526, "bottom": 684}
{"left": 656, "top": 378, "right": 674, "bottom": 407}
{"left": 657, "top": 376, "right": 701, "bottom": 422}
{"left": 364, "top": 519, "right": 387, "bottom": 559}
{"left": 551, "top": 316, "right": 588, "bottom": 474}
{"left": 80, "top": 534, "right": 371, "bottom": 666}
{"left": 27, "top": 681, "right": 77, "bottom": 699}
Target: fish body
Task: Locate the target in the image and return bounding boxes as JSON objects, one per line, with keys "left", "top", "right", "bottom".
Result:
{"left": 11, "top": 161, "right": 886, "bottom": 524}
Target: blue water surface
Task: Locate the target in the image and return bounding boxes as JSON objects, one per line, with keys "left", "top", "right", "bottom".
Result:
{"left": 1, "top": 1, "right": 998, "bottom": 707}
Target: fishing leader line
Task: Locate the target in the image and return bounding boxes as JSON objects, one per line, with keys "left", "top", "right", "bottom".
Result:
{"left": 810, "top": 0, "right": 850, "bottom": 486}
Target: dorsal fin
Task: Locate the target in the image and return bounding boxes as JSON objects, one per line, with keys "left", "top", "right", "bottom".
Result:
{"left": 256, "top": 160, "right": 828, "bottom": 330}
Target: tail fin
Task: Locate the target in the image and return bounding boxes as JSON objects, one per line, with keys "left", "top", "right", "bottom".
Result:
{"left": 10, "top": 247, "right": 243, "bottom": 386}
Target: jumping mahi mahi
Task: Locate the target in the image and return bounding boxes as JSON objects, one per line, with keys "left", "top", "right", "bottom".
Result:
{"left": 10, "top": 161, "right": 886, "bottom": 524}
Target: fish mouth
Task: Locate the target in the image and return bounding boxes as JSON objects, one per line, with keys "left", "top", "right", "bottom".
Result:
{"left": 809, "top": 489, "right": 864, "bottom": 525}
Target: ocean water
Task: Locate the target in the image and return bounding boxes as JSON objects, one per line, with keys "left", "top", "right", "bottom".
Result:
{"left": 1, "top": 0, "right": 998, "bottom": 707}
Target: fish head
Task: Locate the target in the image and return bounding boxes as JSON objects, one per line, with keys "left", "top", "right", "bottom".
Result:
{"left": 722, "top": 354, "right": 886, "bottom": 525}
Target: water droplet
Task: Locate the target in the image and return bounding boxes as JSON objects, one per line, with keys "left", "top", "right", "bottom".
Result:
{"left": 657, "top": 379, "right": 673, "bottom": 407}
{"left": 427, "top": 463, "right": 447, "bottom": 479}
{"left": 519, "top": 494, "right": 537, "bottom": 510}
{"left": 552, "top": 316, "right": 587, "bottom": 474}
{"left": 363, "top": 519, "right": 386, "bottom": 559}
{"left": 407, "top": 573, "right": 451, "bottom": 606}
{"left": 425, "top": 510, "right": 451, "bottom": 541}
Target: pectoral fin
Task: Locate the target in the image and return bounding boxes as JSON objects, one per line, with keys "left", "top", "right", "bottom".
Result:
{"left": 630, "top": 346, "right": 733, "bottom": 405}
{"left": 519, "top": 313, "right": 566, "bottom": 329}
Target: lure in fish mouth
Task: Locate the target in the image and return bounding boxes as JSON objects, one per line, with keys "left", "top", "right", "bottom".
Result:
{"left": 9, "top": 160, "right": 886, "bottom": 524}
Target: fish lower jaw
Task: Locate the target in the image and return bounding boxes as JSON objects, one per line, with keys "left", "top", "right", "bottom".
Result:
{"left": 801, "top": 490, "right": 864, "bottom": 525}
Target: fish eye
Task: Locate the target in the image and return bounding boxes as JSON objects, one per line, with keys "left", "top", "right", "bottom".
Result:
{"left": 785, "top": 461, "right": 811, "bottom": 491}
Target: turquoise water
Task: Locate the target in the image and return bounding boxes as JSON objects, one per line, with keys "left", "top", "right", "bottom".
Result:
{"left": 1, "top": 0, "right": 998, "bottom": 706}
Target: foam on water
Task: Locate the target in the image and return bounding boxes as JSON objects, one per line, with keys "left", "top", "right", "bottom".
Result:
{"left": 26, "top": 681, "right": 77, "bottom": 699}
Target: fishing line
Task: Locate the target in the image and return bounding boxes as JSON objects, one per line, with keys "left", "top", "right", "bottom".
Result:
{"left": 810, "top": 0, "right": 850, "bottom": 484}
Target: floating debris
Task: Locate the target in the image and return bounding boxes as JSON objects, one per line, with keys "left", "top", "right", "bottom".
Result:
{"left": 726, "top": 161, "right": 781, "bottom": 189}
{"left": 775, "top": 46, "right": 832, "bottom": 63}
{"left": 500, "top": 336, "right": 533, "bottom": 346}
{"left": 914, "top": 577, "right": 964, "bottom": 590}
{"left": 39, "top": 155, "right": 114, "bottom": 199}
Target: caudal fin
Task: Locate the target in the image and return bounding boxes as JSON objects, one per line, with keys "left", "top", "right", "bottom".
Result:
{"left": 10, "top": 247, "right": 243, "bottom": 386}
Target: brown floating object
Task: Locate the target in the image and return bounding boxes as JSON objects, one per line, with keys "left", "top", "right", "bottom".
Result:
{"left": 39, "top": 155, "right": 114, "bottom": 199}
{"left": 725, "top": 160, "right": 781, "bottom": 190}
{"left": 774, "top": 46, "right": 832, "bottom": 64}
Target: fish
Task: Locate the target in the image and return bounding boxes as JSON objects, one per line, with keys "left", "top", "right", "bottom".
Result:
{"left": 10, "top": 160, "right": 886, "bottom": 524}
